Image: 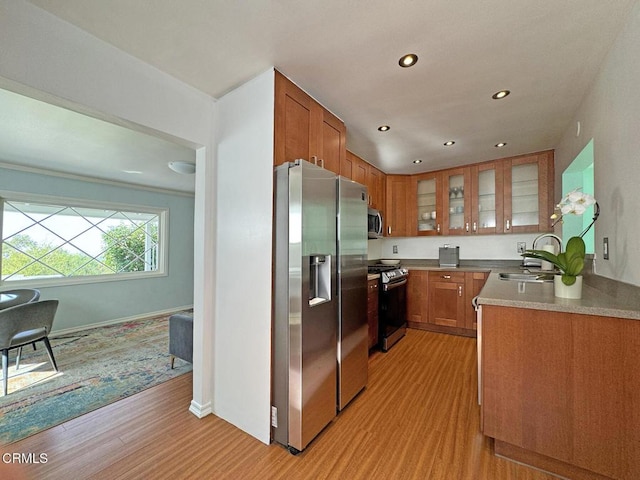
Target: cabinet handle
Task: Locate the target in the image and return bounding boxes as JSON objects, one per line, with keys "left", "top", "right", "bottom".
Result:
{"left": 311, "top": 155, "right": 318, "bottom": 165}
{"left": 473, "top": 221, "right": 477, "bottom": 232}
{"left": 387, "top": 226, "right": 392, "bottom": 235}
{"left": 436, "top": 223, "right": 441, "bottom": 233}
{"left": 506, "top": 219, "right": 511, "bottom": 231}
{"left": 458, "top": 285, "right": 463, "bottom": 297}
{"left": 318, "top": 158, "right": 324, "bottom": 168}
{"left": 441, "top": 275, "right": 451, "bottom": 279}
{"left": 465, "top": 222, "right": 469, "bottom": 232}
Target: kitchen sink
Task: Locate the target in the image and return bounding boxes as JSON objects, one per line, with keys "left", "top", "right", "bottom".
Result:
{"left": 498, "top": 272, "right": 554, "bottom": 283}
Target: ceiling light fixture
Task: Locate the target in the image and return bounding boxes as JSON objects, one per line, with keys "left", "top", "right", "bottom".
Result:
{"left": 168, "top": 161, "right": 196, "bottom": 174}
{"left": 123, "top": 170, "right": 143, "bottom": 174}
{"left": 378, "top": 125, "right": 390, "bottom": 132}
{"left": 444, "top": 141, "right": 455, "bottom": 146}
{"left": 413, "top": 159, "right": 423, "bottom": 164}
{"left": 398, "top": 54, "right": 418, "bottom": 68}
{"left": 492, "top": 90, "right": 510, "bottom": 100}
{"left": 495, "top": 142, "right": 507, "bottom": 148}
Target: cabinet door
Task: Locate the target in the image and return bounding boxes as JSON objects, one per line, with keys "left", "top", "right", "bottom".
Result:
{"left": 407, "top": 270, "right": 428, "bottom": 324}
{"left": 428, "top": 271, "right": 466, "bottom": 328}
{"left": 274, "top": 72, "right": 314, "bottom": 166}
{"left": 503, "top": 151, "right": 554, "bottom": 233}
{"left": 471, "top": 162, "right": 503, "bottom": 235}
{"left": 367, "top": 279, "right": 379, "bottom": 350}
{"left": 368, "top": 165, "right": 385, "bottom": 211}
{"left": 465, "top": 271, "right": 488, "bottom": 330}
{"left": 385, "top": 175, "right": 411, "bottom": 237}
{"left": 414, "top": 172, "right": 442, "bottom": 236}
{"left": 442, "top": 167, "right": 472, "bottom": 235}
{"left": 316, "top": 106, "right": 345, "bottom": 175}
{"left": 343, "top": 151, "right": 369, "bottom": 187}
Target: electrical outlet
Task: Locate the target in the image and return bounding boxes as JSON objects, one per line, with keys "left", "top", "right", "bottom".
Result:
{"left": 517, "top": 242, "right": 526, "bottom": 254}
{"left": 603, "top": 237, "right": 609, "bottom": 260}
{"left": 393, "top": 245, "right": 398, "bottom": 254}
{"left": 271, "top": 406, "right": 278, "bottom": 428}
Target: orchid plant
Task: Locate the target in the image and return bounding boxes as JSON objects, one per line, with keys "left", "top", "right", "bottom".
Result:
{"left": 522, "top": 189, "right": 600, "bottom": 286}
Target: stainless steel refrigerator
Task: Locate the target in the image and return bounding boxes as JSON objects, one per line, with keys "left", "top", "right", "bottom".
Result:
{"left": 336, "top": 176, "right": 368, "bottom": 411}
{"left": 272, "top": 159, "right": 339, "bottom": 454}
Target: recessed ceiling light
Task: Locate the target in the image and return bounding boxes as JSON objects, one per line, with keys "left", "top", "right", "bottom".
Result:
{"left": 495, "top": 142, "right": 507, "bottom": 148}
{"left": 378, "top": 125, "right": 390, "bottom": 132}
{"left": 168, "top": 161, "right": 196, "bottom": 174}
{"left": 413, "top": 159, "right": 423, "bottom": 164}
{"left": 123, "top": 170, "right": 143, "bottom": 174}
{"left": 398, "top": 54, "right": 418, "bottom": 68}
{"left": 492, "top": 90, "right": 510, "bottom": 100}
{"left": 444, "top": 141, "right": 455, "bottom": 146}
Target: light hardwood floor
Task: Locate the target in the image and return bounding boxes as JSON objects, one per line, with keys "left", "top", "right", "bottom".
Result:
{"left": 4, "top": 329, "right": 557, "bottom": 479}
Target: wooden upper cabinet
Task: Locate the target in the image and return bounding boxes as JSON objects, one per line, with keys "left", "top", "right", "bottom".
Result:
{"left": 413, "top": 172, "right": 442, "bottom": 236}
{"left": 342, "top": 150, "right": 369, "bottom": 185}
{"left": 470, "top": 161, "right": 504, "bottom": 235}
{"left": 367, "top": 165, "right": 385, "bottom": 211}
{"left": 502, "top": 150, "right": 554, "bottom": 234}
{"left": 316, "top": 106, "right": 345, "bottom": 175}
{"left": 274, "top": 71, "right": 314, "bottom": 167}
{"left": 385, "top": 175, "right": 411, "bottom": 237}
{"left": 441, "top": 167, "right": 472, "bottom": 236}
{"left": 274, "top": 71, "right": 345, "bottom": 175}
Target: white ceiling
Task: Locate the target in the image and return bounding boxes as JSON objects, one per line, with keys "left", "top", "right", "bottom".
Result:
{"left": 3, "top": 0, "right": 637, "bottom": 190}
{"left": 0, "top": 88, "right": 197, "bottom": 193}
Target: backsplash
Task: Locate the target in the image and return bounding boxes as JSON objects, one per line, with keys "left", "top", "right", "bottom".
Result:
{"left": 369, "top": 233, "right": 541, "bottom": 261}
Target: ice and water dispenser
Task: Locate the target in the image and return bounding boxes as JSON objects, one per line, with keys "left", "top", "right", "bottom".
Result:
{"left": 309, "top": 254, "right": 331, "bottom": 306}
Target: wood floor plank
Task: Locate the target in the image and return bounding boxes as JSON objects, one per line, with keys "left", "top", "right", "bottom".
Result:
{"left": 3, "top": 329, "right": 558, "bottom": 479}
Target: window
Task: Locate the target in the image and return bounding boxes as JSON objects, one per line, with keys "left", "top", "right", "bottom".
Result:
{"left": 1, "top": 194, "right": 166, "bottom": 286}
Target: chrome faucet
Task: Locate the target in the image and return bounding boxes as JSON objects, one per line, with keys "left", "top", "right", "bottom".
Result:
{"left": 523, "top": 233, "right": 563, "bottom": 268}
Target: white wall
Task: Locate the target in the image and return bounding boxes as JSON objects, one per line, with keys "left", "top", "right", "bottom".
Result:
{"left": 1, "top": 0, "right": 216, "bottom": 420}
{"left": 213, "top": 69, "right": 275, "bottom": 444}
{"left": 375, "top": 233, "right": 541, "bottom": 260}
{"left": 0, "top": 167, "right": 195, "bottom": 331}
{"left": 554, "top": 2, "right": 640, "bottom": 286}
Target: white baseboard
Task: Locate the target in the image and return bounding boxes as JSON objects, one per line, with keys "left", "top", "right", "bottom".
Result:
{"left": 50, "top": 304, "right": 193, "bottom": 338}
{"left": 189, "top": 399, "right": 213, "bottom": 418}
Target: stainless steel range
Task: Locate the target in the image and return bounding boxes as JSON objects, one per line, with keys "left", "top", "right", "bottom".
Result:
{"left": 368, "top": 264, "right": 409, "bottom": 351}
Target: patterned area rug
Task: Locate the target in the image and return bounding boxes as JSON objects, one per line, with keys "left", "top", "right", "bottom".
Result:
{"left": 0, "top": 314, "right": 192, "bottom": 444}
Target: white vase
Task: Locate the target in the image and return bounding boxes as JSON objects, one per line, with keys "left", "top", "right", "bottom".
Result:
{"left": 554, "top": 275, "right": 583, "bottom": 299}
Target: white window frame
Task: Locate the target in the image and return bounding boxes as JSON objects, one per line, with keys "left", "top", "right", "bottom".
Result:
{"left": 0, "top": 191, "right": 168, "bottom": 288}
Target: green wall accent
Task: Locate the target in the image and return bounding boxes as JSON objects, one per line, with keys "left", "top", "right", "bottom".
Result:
{"left": 561, "top": 139, "right": 595, "bottom": 252}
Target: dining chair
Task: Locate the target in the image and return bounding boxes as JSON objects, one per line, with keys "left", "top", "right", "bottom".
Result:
{"left": 0, "top": 300, "right": 59, "bottom": 396}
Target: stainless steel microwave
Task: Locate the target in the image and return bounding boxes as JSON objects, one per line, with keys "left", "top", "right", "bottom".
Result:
{"left": 368, "top": 207, "right": 383, "bottom": 239}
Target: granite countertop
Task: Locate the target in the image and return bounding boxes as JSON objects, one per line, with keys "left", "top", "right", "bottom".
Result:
{"left": 477, "top": 270, "right": 640, "bottom": 321}
{"left": 400, "top": 259, "right": 519, "bottom": 272}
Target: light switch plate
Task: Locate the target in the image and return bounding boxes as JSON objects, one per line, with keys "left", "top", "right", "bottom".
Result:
{"left": 603, "top": 237, "right": 609, "bottom": 260}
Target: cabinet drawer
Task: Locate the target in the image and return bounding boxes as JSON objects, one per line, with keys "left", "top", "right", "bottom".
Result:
{"left": 428, "top": 271, "right": 465, "bottom": 283}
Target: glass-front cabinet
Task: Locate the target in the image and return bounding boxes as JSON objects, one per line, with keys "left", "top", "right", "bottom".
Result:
{"left": 414, "top": 173, "right": 441, "bottom": 236}
{"left": 503, "top": 152, "right": 553, "bottom": 233}
{"left": 442, "top": 168, "right": 471, "bottom": 235}
{"left": 404, "top": 150, "right": 553, "bottom": 237}
{"left": 471, "top": 161, "right": 503, "bottom": 235}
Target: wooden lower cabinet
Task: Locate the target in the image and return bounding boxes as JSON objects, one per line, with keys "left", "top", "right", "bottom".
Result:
{"left": 428, "top": 271, "right": 466, "bottom": 328}
{"left": 367, "top": 278, "right": 379, "bottom": 350}
{"left": 407, "top": 269, "right": 488, "bottom": 337}
{"left": 481, "top": 305, "right": 640, "bottom": 480}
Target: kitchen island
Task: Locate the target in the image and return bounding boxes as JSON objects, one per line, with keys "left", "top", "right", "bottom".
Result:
{"left": 476, "top": 272, "right": 640, "bottom": 480}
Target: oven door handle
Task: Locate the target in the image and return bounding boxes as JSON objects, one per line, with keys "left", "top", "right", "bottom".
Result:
{"left": 383, "top": 278, "right": 408, "bottom": 291}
